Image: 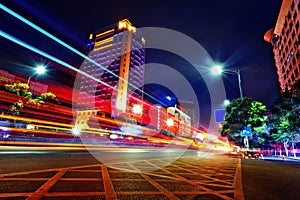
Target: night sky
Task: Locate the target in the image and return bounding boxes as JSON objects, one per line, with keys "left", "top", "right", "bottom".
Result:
{"left": 0, "top": 0, "right": 283, "bottom": 126}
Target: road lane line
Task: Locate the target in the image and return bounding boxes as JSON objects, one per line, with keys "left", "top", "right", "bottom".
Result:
{"left": 168, "top": 160, "right": 234, "bottom": 186}
{"left": 0, "top": 193, "right": 31, "bottom": 198}
{"left": 127, "top": 162, "right": 180, "bottom": 200}
{"left": 146, "top": 159, "right": 234, "bottom": 199}
{"left": 26, "top": 169, "right": 67, "bottom": 200}
{"left": 102, "top": 164, "right": 117, "bottom": 200}
{"left": 43, "top": 191, "right": 106, "bottom": 197}
{"left": 0, "top": 169, "right": 60, "bottom": 178}
{"left": 234, "top": 159, "right": 244, "bottom": 200}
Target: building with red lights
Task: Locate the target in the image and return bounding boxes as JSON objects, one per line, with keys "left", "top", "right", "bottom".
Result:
{"left": 264, "top": 0, "right": 299, "bottom": 91}
{"left": 77, "top": 19, "right": 145, "bottom": 116}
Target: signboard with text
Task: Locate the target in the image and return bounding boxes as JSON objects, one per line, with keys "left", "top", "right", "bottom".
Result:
{"left": 240, "top": 126, "right": 252, "bottom": 137}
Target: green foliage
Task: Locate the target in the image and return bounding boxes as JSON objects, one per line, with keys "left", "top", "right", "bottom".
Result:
{"left": 219, "top": 97, "right": 267, "bottom": 147}
{"left": 2, "top": 82, "right": 60, "bottom": 115}
{"left": 4, "top": 82, "right": 32, "bottom": 98}
{"left": 37, "top": 92, "right": 60, "bottom": 104}
{"left": 37, "top": 92, "right": 56, "bottom": 101}
{"left": 268, "top": 79, "right": 300, "bottom": 145}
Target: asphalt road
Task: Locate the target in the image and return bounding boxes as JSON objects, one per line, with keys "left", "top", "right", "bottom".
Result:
{"left": 0, "top": 149, "right": 300, "bottom": 199}
{"left": 242, "top": 158, "right": 300, "bottom": 200}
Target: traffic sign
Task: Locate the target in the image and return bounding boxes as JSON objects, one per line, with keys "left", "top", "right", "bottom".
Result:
{"left": 240, "top": 126, "right": 252, "bottom": 137}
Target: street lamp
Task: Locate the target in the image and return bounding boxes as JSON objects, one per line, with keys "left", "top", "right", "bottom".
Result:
{"left": 27, "top": 65, "right": 46, "bottom": 85}
{"left": 211, "top": 65, "right": 243, "bottom": 98}
{"left": 223, "top": 99, "right": 230, "bottom": 106}
{"left": 212, "top": 65, "right": 248, "bottom": 148}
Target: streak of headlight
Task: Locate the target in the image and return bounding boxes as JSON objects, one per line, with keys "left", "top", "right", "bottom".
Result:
{"left": 0, "top": 114, "right": 73, "bottom": 128}
{"left": 0, "top": 30, "right": 112, "bottom": 89}
{"left": 32, "top": 124, "right": 70, "bottom": 132}
{"left": 0, "top": 141, "right": 109, "bottom": 147}
{"left": 122, "top": 149, "right": 149, "bottom": 153}
{"left": 8, "top": 127, "right": 71, "bottom": 137}
{"left": 0, "top": 4, "right": 164, "bottom": 106}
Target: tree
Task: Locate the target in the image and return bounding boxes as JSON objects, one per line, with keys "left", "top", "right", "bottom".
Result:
{"left": 1, "top": 82, "right": 60, "bottom": 127}
{"left": 37, "top": 92, "right": 60, "bottom": 104}
{"left": 268, "top": 79, "right": 300, "bottom": 157}
{"left": 4, "top": 82, "right": 32, "bottom": 98}
{"left": 219, "top": 98, "right": 267, "bottom": 147}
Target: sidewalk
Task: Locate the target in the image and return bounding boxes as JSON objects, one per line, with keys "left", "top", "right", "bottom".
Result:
{"left": 262, "top": 155, "right": 300, "bottom": 162}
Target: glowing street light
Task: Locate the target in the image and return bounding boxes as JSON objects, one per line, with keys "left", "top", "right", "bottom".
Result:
{"left": 211, "top": 65, "right": 223, "bottom": 76}
{"left": 211, "top": 65, "right": 243, "bottom": 98}
{"left": 27, "top": 65, "right": 47, "bottom": 85}
{"left": 223, "top": 99, "right": 230, "bottom": 106}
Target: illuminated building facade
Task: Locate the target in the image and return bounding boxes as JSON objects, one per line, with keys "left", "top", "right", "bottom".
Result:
{"left": 78, "top": 19, "right": 145, "bottom": 116}
{"left": 264, "top": 0, "right": 300, "bottom": 91}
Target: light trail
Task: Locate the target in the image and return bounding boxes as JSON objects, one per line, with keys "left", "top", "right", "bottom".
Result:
{"left": 0, "top": 141, "right": 197, "bottom": 151}
{"left": 0, "top": 30, "right": 163, "bottom": 115}
{"left": 0, "top": 30, "right": 112, "bottom": 89}
{"left": 0, "top": 4, "right": 211, "bottom": 145}
{"left": 0, "top": 3, "right": 164, "bottom": 106}
{"left": 0, "top": 114, "right": 73, "bottom": 128}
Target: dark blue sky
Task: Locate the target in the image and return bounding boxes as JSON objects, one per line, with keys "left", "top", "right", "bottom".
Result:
{"left": 0, "top": 0, "right": 283, "bottom": 125}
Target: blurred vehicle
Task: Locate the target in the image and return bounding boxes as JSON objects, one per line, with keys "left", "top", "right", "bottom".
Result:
{"left": 241, "top": 148, "right": 262, "bottom": 159}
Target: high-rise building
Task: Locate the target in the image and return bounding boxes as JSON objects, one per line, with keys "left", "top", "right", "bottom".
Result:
{"left": 264, "top": 0, "right": 300, "bottom": 91}
{"left": 77, "top": 19, "right": 145, "bottom": 117}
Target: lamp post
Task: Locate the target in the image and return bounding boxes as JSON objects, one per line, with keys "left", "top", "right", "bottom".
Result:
{"left": 235, "top": 69, "right": 243, "bottom": 98}
{"left": 211, "top": 65, "right": 243, "bottom": 98}
{"left": 212, "top": 65, "right": 248, "bottom": 148}
{"left": 27, "top": 65, "right": 46, "bottom": 85}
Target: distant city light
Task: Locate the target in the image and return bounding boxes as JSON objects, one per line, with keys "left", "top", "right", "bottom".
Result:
{"left": 166, "top": 118, "right": 174, "bottom": 126}
{"left": 109, "top": 134, "right": 118, "bottom": 139}
{"left": 0, "top": 126, "right": 8, "bottom": 131}
{"left": 72, "top": 127, "right": 81, "bottom": 136}
{"left": 132, "top": 104, "right": 142, "bottom": 114}
{"left": 26, "top": 124, "right": 35, "bottom": 130}
{"left": 120, "top": 126, "right": 143, "bottom": 134}
{"left": 196, "top": 133, "right": 204, "bottom": 140}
